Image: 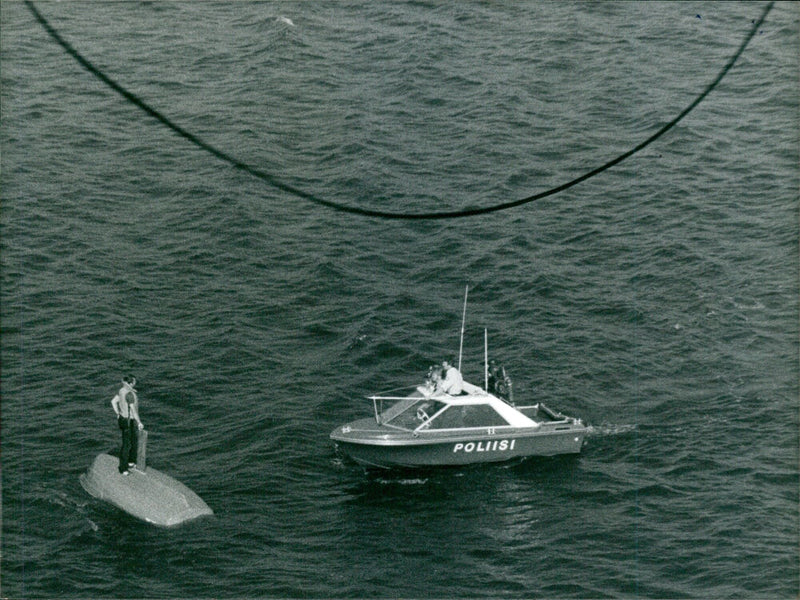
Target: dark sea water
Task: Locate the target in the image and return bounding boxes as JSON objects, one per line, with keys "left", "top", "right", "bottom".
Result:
{"left": 2, "top": 1, "right": 798, "bottom": 598}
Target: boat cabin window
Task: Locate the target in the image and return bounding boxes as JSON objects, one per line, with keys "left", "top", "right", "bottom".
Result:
{"left": 426, "top": 404, "right": 509, "bottom": 429}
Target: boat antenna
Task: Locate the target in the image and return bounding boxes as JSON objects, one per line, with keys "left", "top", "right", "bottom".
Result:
{"left": 484, "top": 328, "right": 489, "bottom": 391}
{"left": 458, "top": 285, "right": 469, "bottom": 371}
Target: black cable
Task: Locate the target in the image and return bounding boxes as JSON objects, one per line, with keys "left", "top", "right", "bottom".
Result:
{"left": 24, "top": 1, "right": 774, "bottom": 220}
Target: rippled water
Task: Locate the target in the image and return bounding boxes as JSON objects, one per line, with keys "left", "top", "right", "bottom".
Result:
{"left": 2, "top": 2, "right": 798, "bottom": 598}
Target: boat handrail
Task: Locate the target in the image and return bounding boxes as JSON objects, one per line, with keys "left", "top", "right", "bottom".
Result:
{"left": 380, "top": 421, "right": 418, "bottom": 432}
{"left": 516, "top": 403, "right": 578, "bottom": 425}
{"left": 371, "top": 384, "right": 420, "bottom": 397}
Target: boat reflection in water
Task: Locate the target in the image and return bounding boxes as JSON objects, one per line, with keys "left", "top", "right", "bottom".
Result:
{"left": 331, "top": 377, "right": 587, "bottom": 469}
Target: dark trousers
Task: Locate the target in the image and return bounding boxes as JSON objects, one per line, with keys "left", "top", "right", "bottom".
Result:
{"left": 118, "top": 416, "right": 138, "bottom": 472}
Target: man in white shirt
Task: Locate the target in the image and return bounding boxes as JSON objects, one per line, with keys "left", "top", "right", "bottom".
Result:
{"left": 438, "top": 360, "right": 464, "bottom": 395}
{"left": 111, "top": 376, "right": 144, "bottom": 475}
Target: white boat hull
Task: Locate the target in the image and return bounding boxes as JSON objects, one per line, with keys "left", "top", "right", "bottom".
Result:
{"left": 331, "top": 413, "right": 587, "bottom": 469}
{"left": 80, "top": 453, "right": 213, "bottom": 526}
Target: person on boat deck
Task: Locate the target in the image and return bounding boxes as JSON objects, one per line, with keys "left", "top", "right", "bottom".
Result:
{"left": 426, "top": 365, "right": 443, "bottom": 391}
{"left": 488, "top": 360, "right": 513, "bottom": 401}
{"left": 438, "top": 360, "right": 464, "bottom": 395}
{"left": 111, "top": 376, "right": 144, "bottom": 476}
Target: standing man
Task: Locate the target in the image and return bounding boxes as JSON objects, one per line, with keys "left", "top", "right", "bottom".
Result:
{"left": 111, "top": 376, "right": 144, "bottom": 475}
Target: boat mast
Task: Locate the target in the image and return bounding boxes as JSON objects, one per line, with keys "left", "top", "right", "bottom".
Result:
{"left": 458, "top": 285, "right": 468, "bottom": 371}
{"left": 484, "top": 328, "right": 489, "bottom": 391}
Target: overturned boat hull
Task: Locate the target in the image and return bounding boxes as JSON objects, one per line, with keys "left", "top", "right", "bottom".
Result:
{"left": 80, "top": 453, "right": 213, "bottom": 526}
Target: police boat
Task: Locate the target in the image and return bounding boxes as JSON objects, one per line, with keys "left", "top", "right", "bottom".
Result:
{"left": 331, "top": 288, "right": 588, "bottom": 469}
{"left": 330, "top": 376, "right": 587, "bottom": 469}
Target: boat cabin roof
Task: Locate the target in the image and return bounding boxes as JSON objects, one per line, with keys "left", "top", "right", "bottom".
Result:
{"left": 370, "top": 380, "right": 538, "bottom": 431}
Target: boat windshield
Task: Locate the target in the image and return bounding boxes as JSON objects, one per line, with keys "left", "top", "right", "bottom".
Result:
{"left": 382, "top": 399, "right": 448, "bottom": 430}
{"left": 380, "top": 398, "right": 512, "bottom": 431}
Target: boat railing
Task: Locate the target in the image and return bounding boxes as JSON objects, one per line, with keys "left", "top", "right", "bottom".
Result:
{"left": 517, "top": 403, "right": 582, "bottom": 426}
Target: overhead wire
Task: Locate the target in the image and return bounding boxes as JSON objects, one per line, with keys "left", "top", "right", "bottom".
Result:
{"left": 24, "top": 1, "right": 774, "bottom": 220}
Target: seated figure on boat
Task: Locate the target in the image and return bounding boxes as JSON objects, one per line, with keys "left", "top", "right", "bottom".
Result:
{"left": 437, "top": 360, "right": 464, "bottom": 395}
{"left": 426, "top": 364, "right": 443, "bottom": 392}
{"left": 488, "top": 360, "right": 513, "bottom": 402}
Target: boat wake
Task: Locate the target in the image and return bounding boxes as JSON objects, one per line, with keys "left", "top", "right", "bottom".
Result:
{"left": 373, "top": 477, "right": 429, "bottom": 486}
{"left": 37, "top": 487, "right": 100, "bottom": 534}
{"left": 586, "top": 423, "right": 638, "bottom": 437}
